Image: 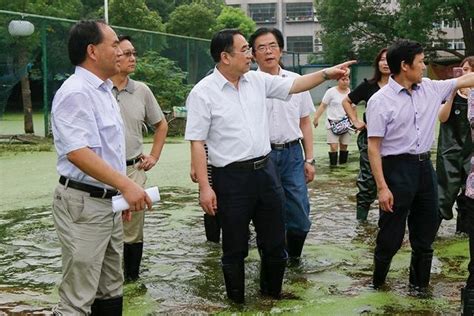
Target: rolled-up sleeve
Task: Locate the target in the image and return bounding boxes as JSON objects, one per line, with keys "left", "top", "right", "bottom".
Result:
{"left": 366, "top": 96, "right": 387, "bottom": 138}
{"left": 52, "top": 92, "right": 100, "bottom": 156}
{"left": 184, "top": 89, "right": 210, "bottom": 141}
{"left": 262, "top": 72, "right": 294, "bottom": 100}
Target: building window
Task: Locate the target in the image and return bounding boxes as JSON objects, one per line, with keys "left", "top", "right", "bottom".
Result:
{"left": 248, "top": 3, "right": 276, "bottom": 23}
{"left": 286, "top": 3, "right": 313, "bottom": 22}
{"left": 287, "top": 36, "right": 313, "bottom": 53}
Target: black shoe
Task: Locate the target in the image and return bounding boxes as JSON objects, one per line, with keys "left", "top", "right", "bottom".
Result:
{"left": 329, "top": 152, "right": 338, "bottom": 167}
{"left": 90, "top": 296, "right": 123, "bottom": 316}
{"left": 260, "top": 257, "right": 287, "bottom": 299}
{"left": 409, "top": 252, "right": 433, "bottom": 291}
{"left": 204, "top": 213, "right": 221, "bottom": 243}
{"left": 124, "top": 242, "right": 143, "bottom": 282}
{"left": 339, "top": 151, "right": 349, "bottom": 164}
{"left": 286, "top": 231, "right": 307, "bottom": 265}
{"left": 373, "top": 257, "right": 391, "bottom": 289}
{"left": 222, "top": 262, "right": 245, "bottom": 304}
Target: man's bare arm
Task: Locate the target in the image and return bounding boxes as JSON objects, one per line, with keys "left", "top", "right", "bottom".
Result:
{"left": 367, "top": 137, "right": 393, "bottom": 212}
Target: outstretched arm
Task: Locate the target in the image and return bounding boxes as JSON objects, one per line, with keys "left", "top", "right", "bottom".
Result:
{"left": 290, "top": 60, "right": 356, "bottom": 94}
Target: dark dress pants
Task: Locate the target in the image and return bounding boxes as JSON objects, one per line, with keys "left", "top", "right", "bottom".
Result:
{"left": 212, "top": 159, "right": 287, "bottom": 265}
{"left": 374, "top": 157, "right": 439, "bottom": 263}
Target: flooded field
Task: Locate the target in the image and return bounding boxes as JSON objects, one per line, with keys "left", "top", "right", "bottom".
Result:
{"left": 0, "top": 136, "right": 468, "bottom": 315}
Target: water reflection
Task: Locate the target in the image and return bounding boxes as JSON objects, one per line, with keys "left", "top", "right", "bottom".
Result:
{"left": 0, "top": 170, "right": 465, "bottom": 314}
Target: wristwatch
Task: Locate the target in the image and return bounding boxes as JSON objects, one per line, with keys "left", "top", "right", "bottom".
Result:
{"left": 305, "top": 158, "right": 316, "bottom": 166}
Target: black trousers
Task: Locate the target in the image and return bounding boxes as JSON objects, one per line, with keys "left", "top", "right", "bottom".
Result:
{"left": 212, "top": 159, "right": 287, "bottom": 265}
{"left": 463, "top": 195, "right": 474, "bottom": 288}
{"left": 374, "top": 157, "right": 439, "bottom": 263}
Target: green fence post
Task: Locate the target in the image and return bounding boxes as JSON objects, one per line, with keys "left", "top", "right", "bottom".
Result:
{"left": 41, "top": 23, "right": 49, "bottom": 137}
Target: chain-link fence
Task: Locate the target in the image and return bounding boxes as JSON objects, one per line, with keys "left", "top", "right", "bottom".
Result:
{"left": 0, "top": 10, "right": 215, "bottom": 136}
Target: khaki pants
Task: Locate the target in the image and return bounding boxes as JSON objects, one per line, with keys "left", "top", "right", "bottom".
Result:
{"left": 52, "top": 184, "right": 123, "bottom": 315}
{"left": 123, "top": 164, "right": 147, "bottom": 244}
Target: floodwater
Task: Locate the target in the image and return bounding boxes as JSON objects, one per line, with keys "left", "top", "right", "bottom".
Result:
{"left": 0, "top": 142, "right": 468, "bottom": 315}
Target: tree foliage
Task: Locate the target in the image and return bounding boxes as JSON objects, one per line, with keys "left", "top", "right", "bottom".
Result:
{"left": 213, "top": 6, "right": 256, "bottom": 39}
{"left": 132, "top": 51, "right": 192, "bottom": 111}
{"left": 315, "top": 0, "right": 473, "bottom": 63}
{"left": 109, "top": 0, "right": 164, "bottom": 32}
{"left": 166, "top": 3, "right": 216, "bottom": 39}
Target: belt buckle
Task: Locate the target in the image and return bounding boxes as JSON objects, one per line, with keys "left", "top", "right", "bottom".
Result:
{"left": 273, "top": 143, "right": 284, "bottom": 150}
{"left": 253, "top": 158, "right": 265, "bottom": 170}
{"left": 418, "top": 153, "right": 428, "bottom": 161}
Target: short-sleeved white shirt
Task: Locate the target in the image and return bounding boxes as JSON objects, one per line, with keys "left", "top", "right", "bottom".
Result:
{"left": 185, "top": 67, "right": 294, "bottom": 167}
{"left": 262, "top": 68, "right": 315, "bottom": 144}
{"left": 321, "top": 86, "right": 351, "bottom": 128}
{"left": 51, "top": 66, "right": 126, "bottom": 188}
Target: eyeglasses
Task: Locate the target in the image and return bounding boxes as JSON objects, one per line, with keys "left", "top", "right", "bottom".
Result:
{"left": 256, "top": 43, "right": 279, "bottom": 53}
{"left": 122, "top": 51, "right": 137, "bottom": 58}
{"left": 231, "top": 47, "right": 252, "bottom": 56}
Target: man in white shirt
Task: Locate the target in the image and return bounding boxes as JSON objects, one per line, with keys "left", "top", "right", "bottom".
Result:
{"left": 249, "top": 27, "right": 315, "bottom": 266}
{"left": 51, "top": 20, "right": 152, "bottom": 315}
{"left": 185, "top": 29, "right": 353, "bottom": 303}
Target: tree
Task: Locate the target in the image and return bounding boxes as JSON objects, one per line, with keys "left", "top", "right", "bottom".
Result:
{"left": 109, "top": 0, "right": 164, "bottom": 32}
{"left": 0, "top": 0, "right": 82, "bottom": 134}
{"left": 213, "top": 6, "right": 256, "bottom": 39}
{"left": 315, "top": 0, "right": 473, "bottom": 64}
{"left": 132, "top": 51, "right": 192, "bottom": 111}
{"left": 166, "top": 3, "right": 216, "bottom": 39}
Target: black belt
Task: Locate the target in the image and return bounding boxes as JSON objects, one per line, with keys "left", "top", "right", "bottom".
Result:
{"left": 382, "top": 152, "right": 431, "bottom": 162}
{"left": 59, "top": 176, "right": 119, "bottom": 199}
{"left": 271, "top": 139, "right": 300, "bottom": 150}
{"left": 126, "top": 156, "right": 142, "bottom": 166}
{"left": 223, "top": 155, "right": 270, "bottom": 170}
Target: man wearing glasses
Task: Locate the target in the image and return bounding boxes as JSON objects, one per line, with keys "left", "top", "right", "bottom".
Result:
{"left": 185, "top": 29, "right": 354, "bottom": 303}
{"left": 249, "top": 27, "right": 315, "bottom": 266}
{"left": 111, "top": 35, "right": 168, "bottom": 282}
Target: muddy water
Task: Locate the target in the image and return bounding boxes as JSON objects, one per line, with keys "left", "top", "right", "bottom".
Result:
{"left": 0, "top": 149, "right": 467, "bottom": 315}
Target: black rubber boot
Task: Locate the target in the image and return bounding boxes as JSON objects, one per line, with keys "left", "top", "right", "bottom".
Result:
{"left": 222, "top": 262, "right": 245, "bottom": 304}
{"left": 456, "top": 194, "right": 470, "bottom": 234}
{"left": 339, "top": 150, "right": 349, "bottom": 164}
{"left": 373, "top": 257, "right": 391, "bottom": 289}
{"left": 260, "top": 257, "right": 287, "bottom": 299}
{"left": 462, "top": 287, "right": 474, "bottom": 315}
{"left": 356, "top": 206, "right": 369, "bottom": 221}
{"left": 204, "top": 213, "right": 221, "bottom": 243}
{"left": 409, "top": 252, "right": 433, "bottom": 291}
{"left": 286, "top": 231, "right": 307, "bottom": 265}
{"left": 329, "top": 152, "right": 338, "bottom": 167}
{"left": 124, "top": 242, "right": 143, "bottom": 282}
{"left": 90, "top": 296, "right": 123, "bottom": 316}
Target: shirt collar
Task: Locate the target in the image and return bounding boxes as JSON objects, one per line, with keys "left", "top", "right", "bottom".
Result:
{"left": 257, "top": 66, "right": 284, "bottom": 77}
{"left": 213, "top": 66, "right": 249, "bottom": 90}
{"left": 388, "top": 76, "right": 421, "bottom": 94}
{"left": 113, "top": 77, "right": 136, "bottom": 93}
{"left": 75, "top": 66, "right": 113, "bottom": 91}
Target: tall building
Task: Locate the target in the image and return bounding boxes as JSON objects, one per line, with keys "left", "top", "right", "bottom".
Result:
{"left": 225, "top": 0, "right": 322, "bottom": 63}
{"left": 225, "top": 0, "right": 466, "bottom": 62}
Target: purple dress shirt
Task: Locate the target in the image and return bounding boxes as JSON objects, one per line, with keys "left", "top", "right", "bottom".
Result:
{"left": 366, "top": 76, "right": 457, "bottom": 157}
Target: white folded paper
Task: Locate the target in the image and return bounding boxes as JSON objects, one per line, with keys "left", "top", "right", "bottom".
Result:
{"left": 112, "top": 186, "right": 160, "bottom": 213}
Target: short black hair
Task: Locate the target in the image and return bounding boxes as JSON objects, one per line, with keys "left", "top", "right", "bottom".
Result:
{"left": 386, "top": 39, "right": 424, "bottom": 75}
{"left": 210, "top": 29, "right": 243, "bottom": 63}
{"left": 68, "top": 20, "right": 107, "bottom": 66}
{"left": 118, "top": 34, "right": 132, "bottom": 43}
{"left": 248, "top": 27, "right": 284, "bottom": 53}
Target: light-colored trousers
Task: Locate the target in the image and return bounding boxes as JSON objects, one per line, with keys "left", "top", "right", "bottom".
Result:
{"left": 123, "top": 164, "right": 147, "bottom": 244}
{"left": 52, "top": 184, "right": 123, "bottom": 315}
